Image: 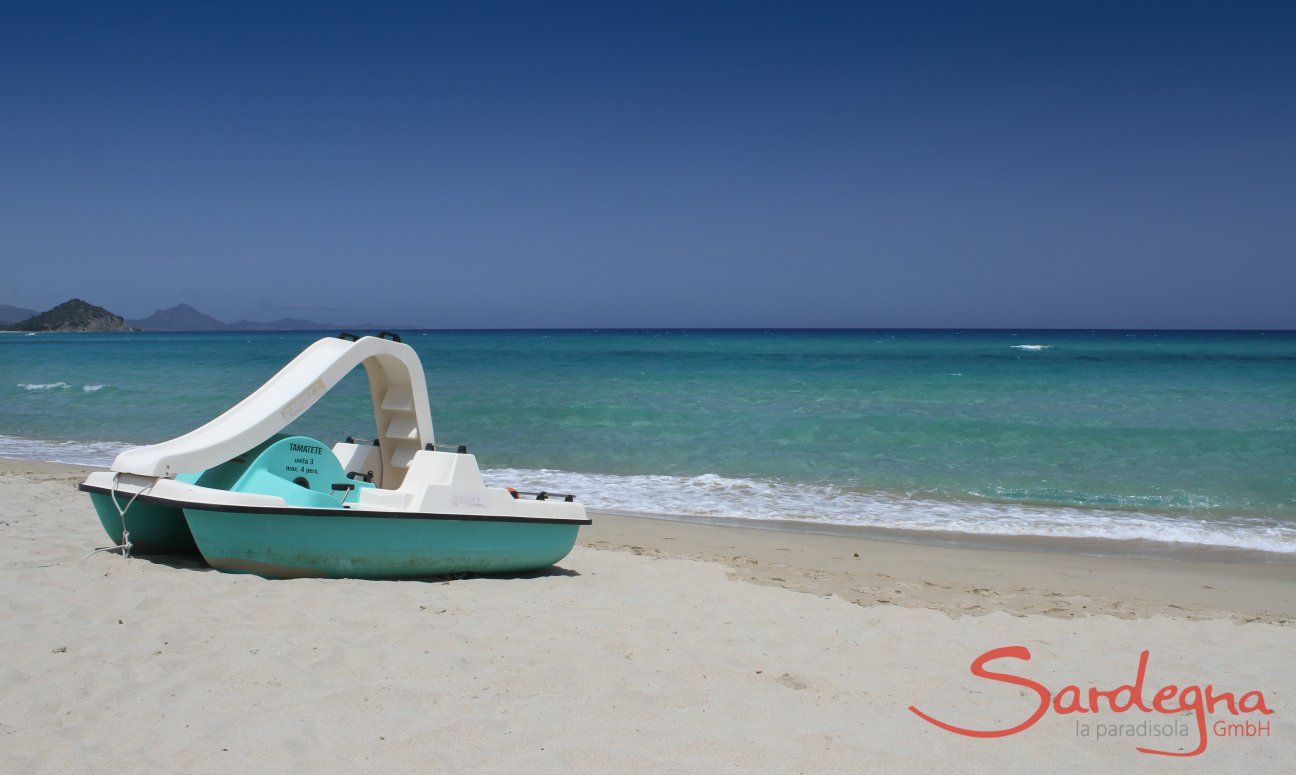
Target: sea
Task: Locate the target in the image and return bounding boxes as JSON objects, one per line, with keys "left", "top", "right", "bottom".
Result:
{"left": 2, "top": 329, "right": 1293, "bottom": 556}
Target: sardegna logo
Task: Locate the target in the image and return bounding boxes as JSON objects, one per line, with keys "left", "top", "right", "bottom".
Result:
{"left": 909, "top": 646, "right": 1273, "bottom": 757}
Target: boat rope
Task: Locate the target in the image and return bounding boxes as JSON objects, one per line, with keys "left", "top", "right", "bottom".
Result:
{"left": 82, "top": 473, "right": 144, "bottom": 561}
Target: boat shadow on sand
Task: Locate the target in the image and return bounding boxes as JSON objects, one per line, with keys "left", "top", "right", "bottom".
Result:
{"left": 132, "top": 552, "right": 582, "bottom": 583}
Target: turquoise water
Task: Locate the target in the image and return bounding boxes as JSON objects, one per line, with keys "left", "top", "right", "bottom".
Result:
{"left": 3, "top": 330, "right": 1294, "bottom": 552}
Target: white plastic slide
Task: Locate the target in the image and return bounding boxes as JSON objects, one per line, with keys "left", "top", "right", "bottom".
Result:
{"left": 112, "top": 335, "right": 435, "bottom": 485}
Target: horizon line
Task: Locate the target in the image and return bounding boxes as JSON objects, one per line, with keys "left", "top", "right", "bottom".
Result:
{"left": 21, "top": 326, "right": 1295, "bottom": 334}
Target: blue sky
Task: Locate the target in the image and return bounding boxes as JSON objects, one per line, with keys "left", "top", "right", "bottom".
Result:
{"left": 1, "top": 1, "right": 1293, "bottom": 328}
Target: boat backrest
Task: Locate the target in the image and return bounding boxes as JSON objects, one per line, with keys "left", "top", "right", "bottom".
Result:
{"left": 226, "top": 435, "right": 365, "bottom": 508}
{"left": 398, "top": 449, "right": 486, "bottom": 493}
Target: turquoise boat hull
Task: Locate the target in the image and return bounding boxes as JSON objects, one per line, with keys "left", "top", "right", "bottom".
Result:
{"left": 88, "top": 492, "right": 200, "bottom": 555}
{"left": 83, "top": 434, "right": 586, "bottom": 579}
{"left": 182, "top": 508, "right": 581, "bottom": 579}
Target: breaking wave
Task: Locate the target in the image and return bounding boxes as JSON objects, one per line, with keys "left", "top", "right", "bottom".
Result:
{"left": 14, "top": 382, "right": 109, "bottom": 392}
{"left": 1010, "top": 344, "right": 1051, "bottom": 351}
{"left": 1, "top": 434, "right": 1289, "bottom": 555}
{"left": 485, "top": 468, "right": 1295, "bottom": 554}
{"left": 0, "top": 435, "right": 134, "bottom": 467}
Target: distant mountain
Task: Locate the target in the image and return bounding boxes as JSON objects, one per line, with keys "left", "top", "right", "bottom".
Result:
{"left": 0, "top": 304, "right": 38, "bottom": 325}
{"left": 129, "top": 303, "right": 228, "bottom": 331}
{"left": 224, "top": 317, "right": 338, "bottom": 331}
{"left": 5, "top": 299, "right": 407, "bottom": 333}
{"left": 2, "top": 299, "right": 135, "bottom": 332}
{"left": 129, "top": 302, "right": 407, "bottom": 332}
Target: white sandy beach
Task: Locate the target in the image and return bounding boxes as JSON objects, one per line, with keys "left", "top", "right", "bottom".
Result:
{"left": 2, "top": 458, "right": 1293, "bottom": 772}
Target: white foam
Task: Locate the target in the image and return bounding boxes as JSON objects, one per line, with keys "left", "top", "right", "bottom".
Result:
{"left": 1010, "top": 344, "right": 1051, "bottom": 351}
{"left": 482, "top": 468, "right": 1296, "bottom": 555}
{"left": 12, "top": 382, "right": 108, "bottom": 392}
{"left": 0, "top": 433, "right": 1288, "bottom": 555}
{"left": 0, "top": 435, "right": 133, "bottom": 467}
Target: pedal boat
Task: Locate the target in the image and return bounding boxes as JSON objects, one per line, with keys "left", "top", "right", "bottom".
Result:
{"left": 78, "top": 332, "right": 590, "bottom": 579}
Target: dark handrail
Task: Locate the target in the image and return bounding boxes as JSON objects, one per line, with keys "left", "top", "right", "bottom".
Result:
{"left": 511, "top": 490, "right": 576, "bottom": 503}
{"left": 424, "top": 443, "right": 468, "bottom": 453}
{"left": 338, "top": 331, "right": 403, "bottom": 343}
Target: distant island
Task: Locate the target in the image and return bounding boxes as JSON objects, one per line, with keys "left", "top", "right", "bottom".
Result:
{"left": 1, "top": 299, "right": 135, "bottom": 332}
{"left": 2, "top": 300, "right": 404, "bottom": 333}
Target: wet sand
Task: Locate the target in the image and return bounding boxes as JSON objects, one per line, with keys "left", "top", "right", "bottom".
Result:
{"left": 581, "top": 511, "right": 1296, "bottom": 624}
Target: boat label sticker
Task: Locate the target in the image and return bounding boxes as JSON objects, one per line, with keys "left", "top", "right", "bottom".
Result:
{"left": 281, "top": 379, "right": 327, "bottom": 422}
